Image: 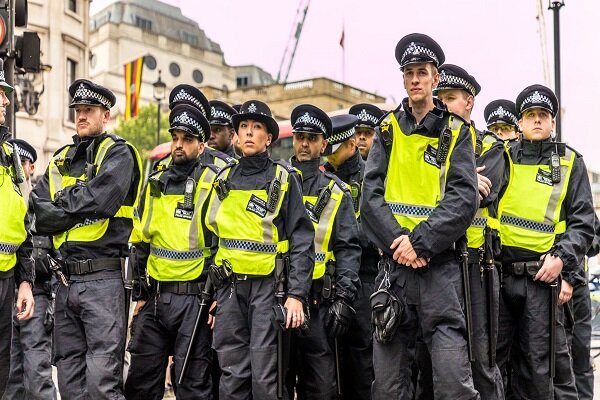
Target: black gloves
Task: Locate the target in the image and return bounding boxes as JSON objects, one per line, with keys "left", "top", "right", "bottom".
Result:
{"left": 326, "top": 298, "right": 355, "bottom": 337}
{"left": 370, "top": 288, "right": 404, "bottom": 344}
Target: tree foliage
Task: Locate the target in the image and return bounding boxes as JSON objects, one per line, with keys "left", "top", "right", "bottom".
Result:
{"left": 113, "top": 103, "right": 170, "bottom": 160}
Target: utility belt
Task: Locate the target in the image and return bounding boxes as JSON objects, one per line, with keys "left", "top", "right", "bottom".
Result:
{"left": 502, "top": 261, "right": 542, "bottom": 278}
{"left": 309, "top": 261, "right": 336, "bottom": 306}
{"left": 150, "top": 278, "right": 206, "bottom": 295}
{"left": 64, "top": 257, "right": 122, "bottom": 276}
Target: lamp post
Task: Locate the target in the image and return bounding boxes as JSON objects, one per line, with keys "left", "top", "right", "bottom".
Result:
{"left": 549, "top": 0, "right": 565, "bottom": 141}
{"left": 152, "top": 69, "right": 166, "bottom": 146}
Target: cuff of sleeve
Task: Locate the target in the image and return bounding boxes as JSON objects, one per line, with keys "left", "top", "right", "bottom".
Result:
{"left": 286, "top": 293, "right": 306, "bottom": 304}
{"left": 552, "top": 248, "right": 575, "bottom": 272}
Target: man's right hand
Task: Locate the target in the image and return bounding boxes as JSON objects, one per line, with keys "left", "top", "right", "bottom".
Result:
{"left": 476, "top": 166, "right": 492, "bottom": 201}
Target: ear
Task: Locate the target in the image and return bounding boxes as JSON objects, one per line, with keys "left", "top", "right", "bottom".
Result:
{"left": 466, "top": 95, "right": 475, "bottom": 112}
{"left": 103, "top": 109, "right": 111, "bottom": 124}
{"left": 266, "top": 133, "right": 273, "bottom": 147}
{"left": 432, "top": 69, "right": 440, "bottom": 89}
{"left": 321, "top": 139, "right": 329, "bottom": 154}
{"left": 518, "top": 118, "right": 524, "bottom": 132}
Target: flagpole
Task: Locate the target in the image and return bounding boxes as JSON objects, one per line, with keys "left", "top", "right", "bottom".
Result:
{"left": 340, "top": 19, "right": 345, "bottom": 83}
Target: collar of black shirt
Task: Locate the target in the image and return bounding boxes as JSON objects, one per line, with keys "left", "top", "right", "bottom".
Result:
{"left": 239, "top": 150, "right": 270, "bottom": 176}
{"left": 291, "top": 156, "right": 320, "bottom": 180}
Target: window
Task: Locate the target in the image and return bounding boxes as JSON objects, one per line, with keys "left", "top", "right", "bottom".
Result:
{"left": 192, "top": 69, "right": 203, "bottom": 84}
{"left": 169, "top": 62, "right": 181, "bottom": 77}
{"left": 68, "top": 0, "right": 76, "bottom": 13}
{"left": 135, "top": 16, "right": 152, "bottom": 31}
{"left": 66, "top": 58, "right": 77, "bottom": 122}
{"left": 180, "top": 31, "right": 198, "bottom": 47}
{"left": 236, "top": 76, "right": 249, "bottom": 88}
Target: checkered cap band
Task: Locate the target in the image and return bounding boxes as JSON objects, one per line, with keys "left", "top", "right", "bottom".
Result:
{"left": 173, "top": 89, "right": 207, "bottom": 116}
{"left": 210, "top": 106, "right": 233, "bottom": 124}
{"left": 356, "top": 109, "right": 379, "bottom": 124}
{"left": 388, "top": 203, "right": 435, "bottom": 217}
{"left": 438, "top": 71, "right": 477, "bottom": 96}
{"left": 402, "top": 42, "right": 439, "bottom": 66}
{"left": 500, "top": 215, "right": 554, "bottom": 233}
{"left": 315, "top": 252, "right": 326, "bottom": 262}
{"left": 173, "top": 111, "right": 205, "bottom": 136}
{"left": 16, "top": 147, "right": 33, "bottom": 162}
{"left": 471, "top": 217, "right": 488, "bottom": 228}
{"left": 520, "top": 91, "right": 554, "bottom": 114}
{"left": 294, "top": 112, "right": 327, "bottom": 134}
{"left": 487, "top": 106, "right": 519, "bottom": 126}
{"left": 73, "top": 83, "right": 113, "bottom": 108}
{"left": 150, "top": 245, "right": 205, "bottom": 260}
{"left": 221, "top": 239, "right": 277, "bottom": 254}
{"left": 0, "top": 71, "right": 5, "bottom": 81}
{"left": 329, "top": 126, "right": 356, "bottom": 145}
{"left": 0, "top": 242, "right": 19, "bottom": 255}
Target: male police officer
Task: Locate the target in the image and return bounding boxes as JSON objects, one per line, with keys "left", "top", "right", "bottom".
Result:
{"left": 125, "top": 104, "right": 220, "bottom": 399}
{"left": 4, "top": 139, "right": 57, "bottom": 400}
{"left": 349, "top": 103, "right": 384, "bottom": 160}
{"left": 209, "top": 100, "right": 239, "bottom": 158}
{"left": 436, "top": 64, "right": 506, "bottom": 399}
{"left": 495, "top": 84, "right": 594, "bottom": 399}
{"left": 484, "top": 100, "right": 519, "bottom": 141}
{"left": 362, "top": 33, "right": 480, "bottom": 399}
{"left": 289, "top": 104, "right": 361, "bottom": 399}
{"left": 0, "top": 59, "right": 35, "bottom": 397}
{"left": 31, "top": 79, "right": 143, "bottom": 399}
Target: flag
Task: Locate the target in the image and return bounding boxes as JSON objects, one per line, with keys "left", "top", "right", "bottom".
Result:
{"left": 124, "top": 56, "right": 145, "bottom": 120}
{"left": 339, "top": 28, "right": 345, "bottom": 48}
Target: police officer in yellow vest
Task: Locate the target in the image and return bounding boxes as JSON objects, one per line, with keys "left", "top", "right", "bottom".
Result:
{"left": 361, "top": 33, "right": 480, "bottom": 399}
{"left": 435, "top": 64, "right": 506, "bottom": 399}
{"left": 288, "top": 104, "right": 361, "bottom": 399}
{"left": 31, "top": 79, "right": 142, "bottom": 399}
{"left": 0, "top": 59, "right": 35, "bottom": 397}
{"left": 205, "top": 100, "right": 314, "bottom": 399}
{"left": 484, "top": 100, "right": 520, "bottom": 142}
{"left": 495, "top": 84, "right": 594, "bottom": 399}
{"left": 208, "top": 100, "right": 239, "bottom": 159}
{"left": 125, "top": 104, "right": 220, "bottom": 399}
{"left": 349, "top": 103, "right": 385, "bottom": 161}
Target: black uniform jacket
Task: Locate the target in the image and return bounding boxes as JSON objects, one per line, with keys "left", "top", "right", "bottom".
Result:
{"left": 292, "top": 156, "right": 361, "bottom": 302}
{"left": 361, "top": 98, "right": 479, "bottom": 261}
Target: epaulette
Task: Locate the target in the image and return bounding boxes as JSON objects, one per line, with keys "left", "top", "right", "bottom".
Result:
{"left": 201, "top": 162, "right": 222, "bottom": 175}
{"left": 154, "top": 153, "right": 172, "bottom": 171}
{"left": 106, "top": 133, "right": 126, "bottom": 143}
{"left": 322, "top": 170, "right": 350, "bottom": 193}
{"left": 52, "top": 143, "right": 71, "bottom": 156}
{"left": 446, "top": 111, "right": 467, "bottom": 130}
{"left": 273, "top": 159, "right": 298, "bottom": 174}
{"left": 377, "top": 111, "right": 396, "bottom": 148}
{"left": 564, "top": 144, "right": 582, "bottom": 158}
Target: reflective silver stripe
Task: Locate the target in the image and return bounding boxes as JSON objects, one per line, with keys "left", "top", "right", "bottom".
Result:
{"left": 471, "top": 217, "right": 487, "bottom": 228}
{"left": 500, "top": 215, "right": 554, "bottom": 233}
{"left": 315, "top": 252, "right": 326, "bottom": 262}
{"left": 150, "top": 245, "right": 207, "bottom": 260}
{"left": 188, "top": 167, "right": 217, "bottom": 250}
{"left": 545, "top": 148, "right": 573, "bottom": 223}
{"left": 0, "top": 242, "right": 19, "bottom": 255}
{"left": 387, "top": 203, "right": 435, "bottom": 217}
{"left": 314, "top": 180, "right": 342, "bottom": 262}
{"left": 220, "top": 239, "right": 277, "bottom": 254}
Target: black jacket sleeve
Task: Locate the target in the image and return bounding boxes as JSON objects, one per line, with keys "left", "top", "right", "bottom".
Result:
{"left": 282, "top": 171, "right": 315, "bottom": 301}
{"left": 477, "top": 140, "right": 507, "bottom": 207}
{"left": 586, "top": 214, "right": 600, "bottom": 258}
{"left": 553, "top": 156, "right": 595, "bottom": 272}
{"left": 332, "top": 192, "right": 361, "bottom": 303}
{"left": 14, "top": 211, "right": 35, "bottom": 286}
{"left": 410, "top": 125, "right": 479, "bottom": 258}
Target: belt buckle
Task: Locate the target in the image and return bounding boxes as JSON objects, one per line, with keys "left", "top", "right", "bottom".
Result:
{"left": 237, "top": 274, "right": 249, "bottom": 281}
{"left": 526, "top": 262, "right": 540, "bottom": 278}
{"left": 513, "top": 263, "right": 524, "bottom": 276}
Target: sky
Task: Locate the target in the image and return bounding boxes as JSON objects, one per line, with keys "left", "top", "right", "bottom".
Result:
{"left": 91, "top": 0, "right": 600, "bottom": 171}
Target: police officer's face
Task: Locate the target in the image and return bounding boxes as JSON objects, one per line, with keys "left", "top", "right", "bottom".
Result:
{"left": 293, "top": 132, "right": 327, "bottom": 161}
{"left": 170, "top": 130, "right": 203, "bottom": 164}
{"left": 403, "top": 63, "right": 439, "bottom": 103}
{"left": 74, "top": 105, "right": 110, "bottom": 137}
{"left": 238, "top": 119, "right": 272, "bottom": 157}
{"left": 208, "top": 124, "right": 234, "bottom": 151}
{"left": 20, "top": 159, "right": 34, "bottom": 182}
{"left": 519, "top": 108, "right": 555, "bottom": 141}
{"left": 327, "top": 136, "right": 357, "bottom": 168}
{"left": 437, "top": 89, "right": 473, "bottom": 122}
{"left": 489, "top": 122, "right": 518, "bottom": 140}
{"left": 0, "top": 87, "right": 9, "bottom": 125}
{"left": 355, "top": 127, "right": 375, "bottom": 159}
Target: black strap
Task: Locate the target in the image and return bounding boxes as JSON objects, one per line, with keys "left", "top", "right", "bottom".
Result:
{"left": 65, "top": 258, "right": 122, "bottom": 275}
{"left": 503, "top": 261, "right": 542, "bottom": 277}
{"left": 157, "top": 280, "right": 204, "bottom": 295}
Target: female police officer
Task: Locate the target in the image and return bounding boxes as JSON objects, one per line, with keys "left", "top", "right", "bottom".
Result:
{"left": 205, "top": 100, "right": 314, "bottom": 399}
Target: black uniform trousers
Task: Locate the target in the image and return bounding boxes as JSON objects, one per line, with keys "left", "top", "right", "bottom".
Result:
{"left": 0, "top": 276, "right": 15, "bottom": 397}
{"left": 371, "top": 258, "right": 479, "bottom": 400}
{"left": 4, "top": 288, "right": 56, "bottom": 400}
{"left": 496, "top": 274, "right": 577, "bottom": 399}
{"left": 213, "top": 276, "right": 283, "bottom": 399}
{"left": 125, "top": 289, "right": 213, "bottom": 400}
{"left": 54, "top": 269, "right": 125, "bottom": 400}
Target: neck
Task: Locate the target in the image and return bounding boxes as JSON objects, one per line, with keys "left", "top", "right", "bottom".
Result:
{"left": 409, "top": 97, "right": 435, "bottom": 124}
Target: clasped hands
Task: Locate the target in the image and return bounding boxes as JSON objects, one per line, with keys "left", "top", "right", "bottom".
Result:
{"left": 390, "top": 235, "right": 429, "bottom": 268}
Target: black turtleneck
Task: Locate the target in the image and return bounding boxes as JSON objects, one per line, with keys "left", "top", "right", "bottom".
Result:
{"left": 325, "top": 149, "right": 364, "bottom": 185}
{"left": 291, "top": 156, "right": 320, "bottom": 181}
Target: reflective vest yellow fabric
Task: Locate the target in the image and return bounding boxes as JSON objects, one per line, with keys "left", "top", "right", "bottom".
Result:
{"left": 206, "top": 163, "right": 290, "bottom": 275}
{"left": 382, "top": 113, "right": 462, "bottom": 232}
{"left": 498, "top": 148, "right": 574, "bottom": 254}
{"left": 48, "top": 136, "right": 143, "bottom": 249}
{"left": 304, "top": 178, "right": 346, "bottom": 279}
{"left": 141, "top": 166, "right": 217, "bottom": 281}
{"left": 0, "top": 142, "right": 27, "bottom": 271}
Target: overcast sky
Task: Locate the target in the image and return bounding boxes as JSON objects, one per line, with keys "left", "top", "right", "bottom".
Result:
{"left": 92, "top": 0, "right": 600, "bottom": 171}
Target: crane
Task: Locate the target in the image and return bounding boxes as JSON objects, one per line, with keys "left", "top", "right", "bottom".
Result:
{"left": 276, "top": 0, "right": 310, "bottom": 84}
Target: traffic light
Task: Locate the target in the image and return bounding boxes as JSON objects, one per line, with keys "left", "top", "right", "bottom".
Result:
{"left": 0, "top": 0, "right": 28, "bottom": 56}
{"left": 0, "top": 1, "right": 9, "bottom": 56}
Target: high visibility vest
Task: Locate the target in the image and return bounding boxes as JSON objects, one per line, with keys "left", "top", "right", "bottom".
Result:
{"left": 498, "top": 147, "right": 575, "bottom": 254}
{"left": 381, "top": 112, "right": 462, "bottom": 232}
{"left": 0, "top": 142, "right": 27, "bottom": 272}
{"left": 141, "top": 165, "right": 217, "bottom": 281}
{"left": 48, "top": 136, "right": 143, "bottom": 249}
{"left": 303, "top": 177, "right": 346, "bottom": 279}
{"left": 205, "top": 162, "right": 291, "bottom": 275}
{"left": 466, "top": 130, "right": 503, "bottom": 249}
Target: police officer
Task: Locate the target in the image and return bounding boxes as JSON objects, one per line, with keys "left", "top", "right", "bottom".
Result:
{"left": 436, "top": 64, "right": 506, "bottom": 399}
{"left": 31, "top": 79, "right": 143, "bottom": 399}
{"left": 362, "top": 33, "right": 480, "bottom": 399}
{"left": 325, "top": 114, "right": 379, "bottom": 399}
{"left": 205, "top": 100, "right": 314, "bottom": 399}
{"left": 349, "top": 103, "right": 384, "bottom": 160}
{"left": 289, "top": 104, "right": 361, "bottom": 399}
{"left": 209, "top": 100, "right": 239, "bottom": 158}
{"left": 484, "top": 100, "right": 519, "bottom": 141}
{"left": 125, "top": 104, "right": 220, "bottom": 399}
{"left": 0, "top": 59, "right": 35, "bottom": 397}
{"left": 495, "top": 84, "right": 594, "bottom": 399}
{"left": 4, "top": 139, "right": 57, "bottom": 400}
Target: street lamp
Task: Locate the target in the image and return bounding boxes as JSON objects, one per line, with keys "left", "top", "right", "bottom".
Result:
{"left": 152, "top": 69, "right": 166, "bottom": 146}
{"left": 548, "top": 0, "right": 565, "bottom": 141}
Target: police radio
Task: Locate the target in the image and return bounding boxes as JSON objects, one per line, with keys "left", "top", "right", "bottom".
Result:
{"left": 266, "top": 171, "right": 282, "bottom": 213}
{"left": 313, "top": 186, "right": 332, "bottom": 221}
{"left": 10, "top": 143, "right": 25, "bottom": 184}
{"left": 349, "top": 182, "right": 361, "bottom": 214}
{"left": 437, "top": 127, "right": 452, "bottom": 165}
{"left": 214, "top": 178, "right": 230, "bottom": 200}
{"left": 183, "top": 178, "right": 195, "bottom": 210}
{"left": 550, "top": 152, "right": 561, "bottom": 184}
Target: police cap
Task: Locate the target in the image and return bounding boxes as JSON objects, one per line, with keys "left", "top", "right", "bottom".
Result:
{"left": 435, "top": 64, "right": 481, "bottom": 97}
{"left": 69, "top": 79, "right": 116, "bottom": 109}
{"left": 231, "top": 100, "right": 280, "bottom": 141}
{"left": 0, "top": 59, "right": 13, "bottom": 94}
{"left": 349, "top": 103, "right": 384, "bottom": 129}
{"left": 209, "top": 100, "right": 237, "bottom": 126}
{"left": 291, "top": 104, "right": 332, "bottom": 138}
{"left": 169, "top": 84, "right": 211, "bottom": 120}
{"left": 7, "top": 138, "right": 37, "bottom": 163}
{"left": 395, "top": 33, "right": 445, "bottom": 69}
{"left": 323, "top": 114, "right": 358, "bottom": 155}
{"left": 169, "top": 104, "right": 211, "bottom": 142}
{"left": 484, "top": 99, "right": 519, "bottom": 128}
{"left": 515, "top": 84, "right": 559, "bottom": 118}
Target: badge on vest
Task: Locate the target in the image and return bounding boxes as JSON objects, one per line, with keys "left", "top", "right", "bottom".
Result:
{"left": 536, "top": 168, "right": 554, "bottom": 186}
{"left": 304, "top": 201, "right": 318, "bottom": 223}
{"left": 246, "top": 194, "right": 267, "bottom": 218}
{"left": 174, "top": 203, "right": 194, "bottom": 220}
{"left": 424, "top": 144, "right": 441, "bottom": 168}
